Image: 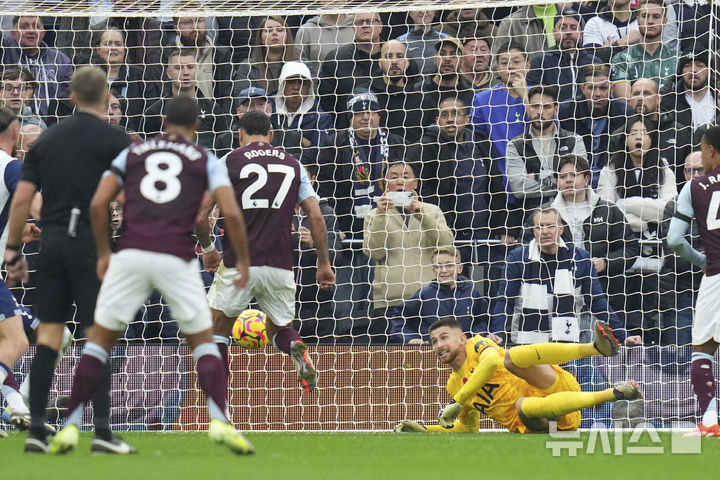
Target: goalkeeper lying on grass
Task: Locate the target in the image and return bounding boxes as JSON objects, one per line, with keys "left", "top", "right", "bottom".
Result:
{"left": 395, "top": 317, "right": 640, "bottom": 433}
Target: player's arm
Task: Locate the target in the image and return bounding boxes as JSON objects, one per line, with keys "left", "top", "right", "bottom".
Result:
{"left": 194, "top": 191, "right": 221, "bottom": 273}
{"left": 207, "top": 153, "right": 250, "bottom": 287}
{"left": 667, "top": 182, "right": 707, "bottom": 269}
{"left": 438, "top": 346, "right": 502, "bottom": 428}
{"left": 426, "top": 407, "right": 480, "bottom": 433}
{"left": 298, "top": 164, "right": 335, "bottom": 290}
{"left": 4, "top": 180, "right": 37, "bottom": 264}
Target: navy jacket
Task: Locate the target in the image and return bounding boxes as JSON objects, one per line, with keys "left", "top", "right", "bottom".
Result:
{"left": 390, "top": 276, "right": 489, "bottom": 343}
{"left": 526, "top": 46, "right": 598, "bottom": 102}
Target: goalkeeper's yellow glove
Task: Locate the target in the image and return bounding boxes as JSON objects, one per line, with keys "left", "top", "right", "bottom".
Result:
{"left": 393, "top": 420, "right": 427, "bottom": 433}
{"left": 438, "top": 402, "right": 462, "bottom": 428}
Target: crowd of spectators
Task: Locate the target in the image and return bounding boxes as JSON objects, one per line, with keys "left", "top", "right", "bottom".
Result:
{"left": 1, "top": 1, "right": 717, "bottom": 352}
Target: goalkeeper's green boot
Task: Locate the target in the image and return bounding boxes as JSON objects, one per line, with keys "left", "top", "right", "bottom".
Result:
{"left": 613, "top": 380, "right": 642, "bottom": 401}
{"left": 593, "top": 320, "right": 620, "bottom": 357}
{"left": 209, "top": 419, "right": 254, "bottom": 455}
{"left": 50, "top": 424, "right": 78, "bottom": 454}
{"left": 290, "top": 340, "right": 317, "bottom": 393}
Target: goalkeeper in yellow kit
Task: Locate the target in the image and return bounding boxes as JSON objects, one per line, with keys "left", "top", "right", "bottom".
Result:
{"left": 395, "top": 317, "right": 641, "bottom": 433}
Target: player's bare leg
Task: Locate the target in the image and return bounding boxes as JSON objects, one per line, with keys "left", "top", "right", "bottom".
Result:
{"left": 51, "top": 324, "right": 136, "bottom": 455}
{"left": 516, "top": 381, "right": 642, "bottom": 432}
{"left": 185, "top": 328, "right": 254, "bottom": 455}
{"left": 688, "top": 339, "right": 720, "bottom": 437}
{"left": 265, "top": 319, "right": 316, "bottom": 392}
{"left": 0, "top": 316, "right": 30, "bottom": 429}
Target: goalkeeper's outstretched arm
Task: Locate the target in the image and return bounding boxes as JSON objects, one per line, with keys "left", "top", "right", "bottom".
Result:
{"left": 394, "top": 408, "right": 480, "bottom": 433}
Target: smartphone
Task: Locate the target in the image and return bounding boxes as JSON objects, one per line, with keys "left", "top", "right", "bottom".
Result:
{"left": 386, "top": 191, "right": 414, "bottom": 207}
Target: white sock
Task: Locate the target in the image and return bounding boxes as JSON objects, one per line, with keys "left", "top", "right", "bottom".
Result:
{"left": 702, "top": 397, "right": 718, "bottom": 426}
{"left": 20, "top": 327, "right": 72, "bottom": 405}
{"left": 0, "top": 385, "right": 28, "bottom": 413}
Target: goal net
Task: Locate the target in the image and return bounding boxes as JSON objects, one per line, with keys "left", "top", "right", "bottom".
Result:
{"left": 3, "top": 0, "right": 718, "bottom": 431}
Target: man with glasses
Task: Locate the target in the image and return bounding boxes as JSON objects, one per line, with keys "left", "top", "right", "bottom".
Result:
{"left": 0, "top": 69, "right": 45, "bottom": 130}
{"left": 168, "top": 12, "right": 233, "bottom": 113}
{"left": 492, "top": 207, "right": 630, "bottom": 345}
{"left": 319, "top": 12, "right": 383, "bottom": 128}
{"left": 389, "top": 246, "right": 491, "bottom": 345}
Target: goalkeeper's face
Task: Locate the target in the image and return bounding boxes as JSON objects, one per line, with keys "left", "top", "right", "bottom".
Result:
{"left": 430, "top": 326, "right": 466, "bottom": 365}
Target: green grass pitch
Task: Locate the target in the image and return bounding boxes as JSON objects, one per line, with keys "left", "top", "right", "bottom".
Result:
{"left": 3, "top": 431, "right": 718, "bottom": 480}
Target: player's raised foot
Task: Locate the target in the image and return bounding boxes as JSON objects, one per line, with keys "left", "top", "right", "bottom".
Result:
{"left": 684, "top": 423, "right": 720, "bottom": 438}
{"left": 50, "top": 424, "right": 78, "bottom": 454}
{"left": 25, "top": 434, "right": 50, "bottom": 453}
{"left": 91, "top": 434, "right": 138, "bottom": 454}
{"left": 290, "top": 340, "right": 317, "bottom": 392}
{"left": 613, "top": 380, "right": 642, "bottom": 401}
{"left": 593, "top": 320, "right": 620, "bottom": 357}
{"left": 208, "top": 419, "right": 254, "bottom": 455}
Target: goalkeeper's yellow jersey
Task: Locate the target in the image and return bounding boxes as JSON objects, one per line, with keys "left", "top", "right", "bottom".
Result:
{"left": 430, "top": 335, "right": 536, "bottom": 433}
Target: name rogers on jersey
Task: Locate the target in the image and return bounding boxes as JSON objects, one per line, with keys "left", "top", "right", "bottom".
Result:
{"left": 243, "top": 148, "right": 286, "bottom": 160}
{"left": 131, "top": 139, "right": 203, "bottom": 161}
{"left": 698, "top": 173, "right": 720, "bottom": 191}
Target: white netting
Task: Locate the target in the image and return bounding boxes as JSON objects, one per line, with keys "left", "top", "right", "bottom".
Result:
{"left": 2, "top": 0, "right": 719, "bottom": 431}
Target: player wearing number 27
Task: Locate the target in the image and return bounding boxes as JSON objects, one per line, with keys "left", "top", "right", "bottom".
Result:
{"left": 200, "top": 110, "right": 335, "bottom": 394}
{"left": 51, "top": 96, "right": 255, "bottom": 455}
{"left": 668, "top": 125, "right": 720, "bottom": 437}
{"left": 395, "top": 317, "right": 640, "bottom": 433}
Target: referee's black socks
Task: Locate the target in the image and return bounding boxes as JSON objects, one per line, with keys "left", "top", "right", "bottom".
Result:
{"left": 29, "top": 345, "right": 58, "bottom": 439}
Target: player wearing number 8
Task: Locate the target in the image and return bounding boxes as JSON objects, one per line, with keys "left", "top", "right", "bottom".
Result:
{"left": 668, "top": 125, "right": 720, "bottom": 437}
{"left": 51, "top": 95, "right": 254, "bottom": 455}
{"left": 199, "top": 110, "right": 335, "bottom": 393}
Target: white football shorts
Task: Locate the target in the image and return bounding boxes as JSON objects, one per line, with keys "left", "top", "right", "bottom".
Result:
{"left": 94, "top": 249, "right": 211, "bottom": 334}
{"left": 207, "top": 264, "right": 295, "bottom": 326}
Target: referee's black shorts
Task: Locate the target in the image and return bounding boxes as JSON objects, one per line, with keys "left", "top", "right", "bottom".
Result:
{"left": 37, "top": 226, "right": 100, "bottom": 327}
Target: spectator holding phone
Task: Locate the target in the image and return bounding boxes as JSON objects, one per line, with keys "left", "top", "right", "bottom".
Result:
{"left": 362, "top": 161, "right": 453, "bottom": 342}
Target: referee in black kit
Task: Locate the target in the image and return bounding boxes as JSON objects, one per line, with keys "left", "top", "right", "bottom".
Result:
{"left": 4, "top": 66, "right": 134, "bottom": 453}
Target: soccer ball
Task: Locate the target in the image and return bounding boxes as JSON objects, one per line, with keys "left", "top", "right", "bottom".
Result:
{"left": 232, "top": 309, "right": 269, "bottom": 349}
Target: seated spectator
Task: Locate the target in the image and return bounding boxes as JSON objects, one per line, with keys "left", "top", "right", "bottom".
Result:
{"left": 461, "top": 36, "right": 493, "bottom": 93}
{"left": 294, "top": 13, "right": 355, "bottom": 76}
{"left": 17, "top": 123, "right": 43, "bottom": 162}
{"left": 416, "top": 36, "right": 475, "bottom": 127}
{"left": 319, "top": 12, "right": 383, "bottom": 128}
{"left": 397, "top": 10, "right": 448, "bottom": 76}
{"left": 1, "top": 16, "right": 73, "bottom": 118}
{"left": 369, "top": 40, "right": 424, "bottom": 145}
{"left": 363, "top": 162, "right": 454, "bottom": 337}
{"left": 610, "top": 0, "right": 679, "bottom": 101}
{"left": 471, "top": 40, "right": 531, "bottom": 240}
{"left": 493, "top": 3, "right": 562, "bottom": 62}
{"left": 316, "top": 92, "right": 406, "bottom": 317}
{"left": 597, "top": 115, "right": 677, "bottom": 235}
{"left": 623, "top": 77, "right": 692, "bottom": 190}
{"left": 558, "top": 63, "right": 633, "bottom": 188}
{"left": 582, "top": 0, "right": 639, "bottom": 63}
{"left": 526, "top": 8, "right": 598, "bottom": 102}
{"left": 439, "top": 8, "right": 497, "bottom": 40}
{"left": 492, "top": 207, "right": 640, "bottom": 345}
{"left": 316, "top": 91, "right": 406, "bottom": 239}
{"left": 92, "top": 27, "right": 163, "bottom": 132}
{"left": 658, "top": 151, "right": 704, "bottom": 346}
{"left": 293, "top": 162, "right": 347, "bottom": 341}
{"left": 412, "top": 97, "right": 492, "bottom": 253}
{"left": 674, "top": 0, "right": 717, "bottom": 52}
{"left": 0, "top": 68, "right": 46, "bottom": 129}
{"left": 506, "top": 85, "right": 586, "bottom": 223}
{"left": 552, "top": 155, "right": 639, "bottom": 337}
{"left": 390, "top": 246, "right": 490, "bottom": 345}
{"left": 233, "top": 86, "right": 303, "bottom": 157}
{"left": 141, "top": 49, "right": 231, "bottom": 155}
{"left": 169, "top": 10, "right": 233, "bottom": 113}
{"left": 272, "top": 61, "right": 332, "bottom": 163}
{"left": 232, "top": 16, "right": 299, "bottom": 98}
{"left": 660, "top": 47, "right": 715, "bottom": 130}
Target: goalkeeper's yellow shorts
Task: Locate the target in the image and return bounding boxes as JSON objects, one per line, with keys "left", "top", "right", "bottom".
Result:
{"left": 513, "top": 365, "right": 582, "bottom": 434}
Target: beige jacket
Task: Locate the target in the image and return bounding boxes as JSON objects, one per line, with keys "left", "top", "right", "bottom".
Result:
{"left": 363, "top": 202, "right": 454, "bottom": 310}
